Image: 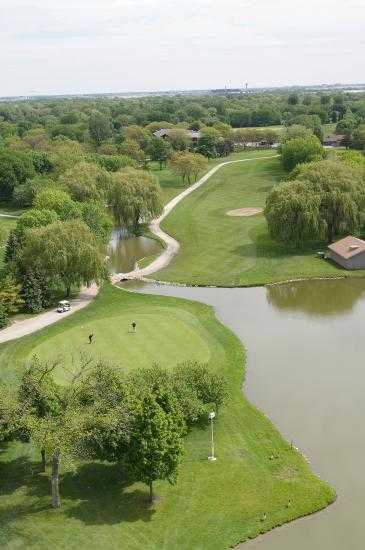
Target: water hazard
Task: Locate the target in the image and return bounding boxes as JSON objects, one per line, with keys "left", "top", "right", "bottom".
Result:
{"left": 124, "top": 277, "right": 365, "bottom": 550}
{"left": 107, "top": 228, "right": 161, "bottom": 274}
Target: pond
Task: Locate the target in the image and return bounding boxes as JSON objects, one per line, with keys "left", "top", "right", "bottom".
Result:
{"left": 124, "top": 277, "right": 365, "bottom": 550}
{"left": 107, "top": 228, "right": 161, "bottom": 274}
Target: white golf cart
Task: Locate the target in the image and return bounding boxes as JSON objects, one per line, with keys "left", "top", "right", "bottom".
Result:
{"left": 57, "top": 300, "right": 71, "bottom": 313}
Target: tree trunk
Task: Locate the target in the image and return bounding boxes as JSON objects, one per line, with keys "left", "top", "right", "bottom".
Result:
{"left": 41, "top": 448, "right": 46, "bottom": 473}
{"left": 66, "top": 285, "right": 71, "bottom": 298}
{"left": 51, "top": 451, "right": 61, "bottom": 509}
{"left": 149, "top": 481, "right": 154, "bottom": 503}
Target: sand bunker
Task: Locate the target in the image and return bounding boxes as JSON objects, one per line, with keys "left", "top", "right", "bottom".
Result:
{"left": 226, "top": 207, "right": 263, "bottom": 217}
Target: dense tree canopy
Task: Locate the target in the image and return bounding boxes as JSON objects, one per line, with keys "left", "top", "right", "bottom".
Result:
{"left": 0, "top": 150, "right": 35, "bottom": 201}
{"left": 59, "top": 162, "right": 110, "bottom": 202}
{"left": 265, "top": 159, "right": 365, "bottom": 245}
{"left": 109, "top": 168, "right": 162, "bottom": 230}
{"left": 33, "top": 189, "right": 81, "bottom": 220}
{"left": 280, "top": 135, "right": 324, "bottom": 171}
{"left": 20, "top": 219, "right": 105, "bottom": 295}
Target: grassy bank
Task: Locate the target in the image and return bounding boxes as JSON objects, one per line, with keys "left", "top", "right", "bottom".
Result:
{"left": 154, "top": 154, "right": 364, "bottom": 286}
{"left": 0, "top": 284, "right": 334, "bottom": 549}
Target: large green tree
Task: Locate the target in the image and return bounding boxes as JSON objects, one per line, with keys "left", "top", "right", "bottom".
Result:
{"left": 88, "top": 112, "right": 112, "bottom": 146}
{"left": 33, "top": 189, "right": 81, "bottom": 221}
{"left": 59, "top": 161, "right": 111, "bottom": 202}
{"left": 0, "top": 150, "right": 35, "bottom": 201}
{"left": 265, "top": 159, "right": 365, "bottom": 245}
{"left": 127, "top": 391, "right": 185, "bottom": 502}
{"left": 147, "top": 137, "right": 172, "bottom": 169}
{"left": 109, "top": 168, "right": 162, "bottom": 231}
{"left": 169, "top": 152, "right": 208, "bottom": 184}
{"left": 20, "top": 219, "right": 105, "bottom": 295}
{"left": 280, "top": 135, "right": 324, "bottom": 171}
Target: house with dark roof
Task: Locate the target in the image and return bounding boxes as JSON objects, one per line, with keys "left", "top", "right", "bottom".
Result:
{"left": 153, "top": 128, "right": 201, "bottom": 144}
{"left": 328, "top": 236, "right": 365, "bottom": 269}
{"left": 323, "top": 134, "right": 346, "bottom": 147}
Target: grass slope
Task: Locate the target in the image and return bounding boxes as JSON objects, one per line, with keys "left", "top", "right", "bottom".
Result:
{"left": 0, "top": 284, "right": 334, "bottom": 549}
{"left": 155, "top": 153, "right": 363, "bottom": 286}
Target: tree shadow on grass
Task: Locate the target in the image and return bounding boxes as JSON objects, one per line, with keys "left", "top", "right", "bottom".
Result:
{"left": 231, "top": 229, "right": 332, "bottom": 261}
{"left": 0, "top": 445, "right": 46, "bottom": 496}
{"left": 61, "top": 462, "right": 155, "bottom": 526}
{"left": 0, "top": 454, "right": 154, "bottom": 531}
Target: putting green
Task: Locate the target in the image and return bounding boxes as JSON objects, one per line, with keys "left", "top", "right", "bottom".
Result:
{"left": 30, "top": 309, "right": 211, "bottom": 384}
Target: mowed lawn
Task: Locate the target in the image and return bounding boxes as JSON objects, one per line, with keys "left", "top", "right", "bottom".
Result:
{"left": 0, "top": 284, "right": 334, "bottom": 549}
{"left": 156, "top": 154, "right": 362, "bottom": 286}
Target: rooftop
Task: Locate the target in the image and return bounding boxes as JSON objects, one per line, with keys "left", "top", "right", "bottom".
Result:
{"left": 328, "top": 235, "right": 365, "bottom": 259}
{"left": 323, "top": 134, "right": 346, "bottom": 142}
{"left": 153, "top": 128, "right": 201, "bottom": 139}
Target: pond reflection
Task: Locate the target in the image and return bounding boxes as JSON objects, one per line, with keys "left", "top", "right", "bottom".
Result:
{"left": 266, "top": 278, "right": 365, "bottom": 317}
{"left": 107, "top": 228, "right": 161, "bottom": 274}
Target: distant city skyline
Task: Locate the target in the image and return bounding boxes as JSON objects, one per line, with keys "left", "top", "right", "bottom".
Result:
{"left": 1, "top": 0, "right": 364, "bottom": 97}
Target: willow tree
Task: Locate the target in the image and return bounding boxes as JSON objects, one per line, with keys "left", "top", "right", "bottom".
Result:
{"left": 265, "top": 180, "right": 325, "bottom": 246}
{"left": 265, "top": 159, "right": 364, "bottom": 245}
{"left": 280, "top": 135, "right": 324, "bottom": 171}
{"left": 109, "top": 168, "right": 162, "bottom": 232}
{"left": 59, "top": 161, "right": 111, "bottom": 202}
{"left": 20, "top": 219, "right": 105, "bottom": 296}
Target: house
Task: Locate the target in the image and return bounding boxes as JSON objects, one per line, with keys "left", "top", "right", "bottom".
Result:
{"left": 327, "top": 236, "right": 365, "bottom": 270}
{"left": 323, "top": 134, "right": 346, "bottom": 147}
{"left": 153, "top": 128, "right": 202, "bottom": 144}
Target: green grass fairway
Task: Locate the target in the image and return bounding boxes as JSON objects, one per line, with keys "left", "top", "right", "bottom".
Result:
{"left": 155, "top": 153, "right": 363, "bottom": 286}
{"left": 0, "top": 284, "right": 334, "bottom": 549}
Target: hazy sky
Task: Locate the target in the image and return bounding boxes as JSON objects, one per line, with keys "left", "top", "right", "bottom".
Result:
{"left": 1, "top": 0, "right": 365, "bottom": 96}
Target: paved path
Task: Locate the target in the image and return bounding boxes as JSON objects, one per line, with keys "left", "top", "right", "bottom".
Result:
{"left": 0, "top": 284, "right": 98, "bottom": 343}
{"left": 111, "top": 154, "right": 279, "bottom": 282}
{"left": 0, "top": 213, "right": 20, "bottom": 219}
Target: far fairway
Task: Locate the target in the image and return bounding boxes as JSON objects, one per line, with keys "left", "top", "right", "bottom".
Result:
{"left": 155, "top": 154, "right": 359, "bottom": 286}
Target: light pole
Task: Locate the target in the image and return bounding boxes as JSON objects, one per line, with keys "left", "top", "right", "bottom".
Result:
{"left": 208, "top": 411, "right": 217, "bottom": 461}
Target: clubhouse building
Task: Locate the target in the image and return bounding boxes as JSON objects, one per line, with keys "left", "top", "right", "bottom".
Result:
{"left": 328, "top": 236, "right": 365, "bottom": 270}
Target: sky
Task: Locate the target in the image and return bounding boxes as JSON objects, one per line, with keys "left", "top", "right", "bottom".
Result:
{"left": 1, "top": 0, "right": 365, "bottom": 97}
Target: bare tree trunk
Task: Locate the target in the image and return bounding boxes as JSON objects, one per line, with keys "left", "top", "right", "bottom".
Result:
{"left": 41, "top": 448, "right": 46, "bottom": 473}
{"left": 51, "top": 451, "right": 61, "bottom": 509}
{"left": 149, "top": 481, "right": 154, "bottom": 503}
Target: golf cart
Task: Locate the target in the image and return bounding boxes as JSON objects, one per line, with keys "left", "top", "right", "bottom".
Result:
{"left": 57, "top": 300, "right": 71, "bottom": 313}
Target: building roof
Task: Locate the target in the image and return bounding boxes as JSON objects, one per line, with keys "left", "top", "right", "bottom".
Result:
{"left": 328, "top": 236, "right": 365, "bottom": 259}
{"left": 153, "top": 128, "right": 201, "bottom": 139}
{"left": 153, "top": 128, "right": 171, "bottom": 138}
{"left": 323, "top": 134, "right": 346, "bottom": 143}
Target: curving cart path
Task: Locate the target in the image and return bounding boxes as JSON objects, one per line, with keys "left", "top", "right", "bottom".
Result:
{"left": 0, "top": 284, "right": 98, "bottom": 344}
{"left": 0, "top": 155, "right": 278, "bottom": 342}
{"left": 111, "top": 154, "right": 278, "bottom": 283}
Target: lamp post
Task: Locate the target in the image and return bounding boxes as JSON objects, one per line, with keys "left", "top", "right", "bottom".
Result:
{"left": 208, "top": 411, "right": 217, "bottom": 461}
